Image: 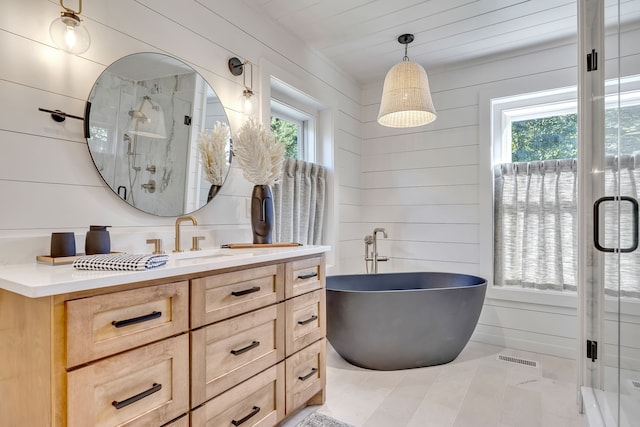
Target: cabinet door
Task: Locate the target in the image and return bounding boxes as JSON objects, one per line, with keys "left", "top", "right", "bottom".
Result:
{"left": 191, "top": 304, "right": 285, "bottom": 406}
{"left": 67, "top": 334, "right": 189, "bottom": 427}
{"left": 191, "top": 264, "right": 284, "bottom": 328}
{"left": 285, "top": 256, "right": 325, "bottom": 299}
{"left": 191, "top": 363, "right": 285, "bottom": 427}
{"left": 285, "top": 339, "right": 326, "bottom": 415}
{"left": 66, "top": 281, "right": 189, "bottom": 367}
{"left": 285, "top": 289, "right": 326, "bottom": 357}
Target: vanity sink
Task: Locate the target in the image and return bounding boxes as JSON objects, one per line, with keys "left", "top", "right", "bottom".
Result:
{"left": 168, "top": 248, "right": 251, "bottom": 261}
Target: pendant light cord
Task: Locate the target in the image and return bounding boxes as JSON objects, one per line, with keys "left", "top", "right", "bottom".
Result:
{"left": 403, "top": 43, "right": 409, "bottom": 61}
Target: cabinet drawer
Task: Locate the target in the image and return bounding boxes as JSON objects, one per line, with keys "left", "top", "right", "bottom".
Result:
{"left": 285, "top": 289, "right": 326, "bottom": 356}
{"left": 192, "top": 363, "right": 285, "bottom": 427}
{"left": 67, "top": 334, "right": 189, "bottom": 427}
{"left": 165, "top": 415, "right": 189, "bottom": 427}
{"left": 285, "top": 256, "right": 325, "bottom": 299}
{"left": 191, "top": 304, "right": 285, "bottom": 406}
{"left": 285, "top": 339, "right": 326, "bottom": 415}
{"left": 191, "top": 264, "right": 284, "bottom": 328}
{"left": 66, "top": 281, "right": 189, "bottom": 367}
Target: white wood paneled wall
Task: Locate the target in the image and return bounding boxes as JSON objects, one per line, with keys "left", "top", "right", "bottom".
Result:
{"left": 361, "top": 36, "right": 581, "bottom": 357}
{"left": 361, "top": 21, "right": 640, "bottom": 361}
{"left": 0, "top": 0, "right": 362, "bottom": 268}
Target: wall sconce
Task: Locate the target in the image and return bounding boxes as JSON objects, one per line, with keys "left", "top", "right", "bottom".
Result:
{"left": 49, "top": 0, "right": 91, "bottom": 55}
{"left": 377, "top": 34, "right": 437, "bottom": 128}
{"left": 228, "top": 57, "right": 256, "bottom": 114}
{"left": 128, "top": 96, "right": 167, "bottom": 139}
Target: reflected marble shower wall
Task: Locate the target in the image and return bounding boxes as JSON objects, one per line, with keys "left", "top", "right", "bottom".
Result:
{"left": 88, "top": 71, "right": 196, "bottom": 216}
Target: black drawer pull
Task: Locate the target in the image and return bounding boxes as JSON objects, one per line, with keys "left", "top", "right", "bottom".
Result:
{"left": 112, "top": 383, "right": 162, "bottom": 410}
{"left": 231, "top": 286, "right": 261, "bottom": 297}
{"left": 297, "top": 272, "right": 318, "bottom": 280}
{"left": 112, "top": 311, "right": 161, "bottom": 328}
{"left": 232, "top": 405, "right": 261, "bottom": 426}
{"left": 298, "top": 315, "right": 318, "bottom": 325}
{"left": 298, "top": 368, "right": 318, "bottom": 381}
{"left": 230, "top": 340, "right": 260, "bottom": 356}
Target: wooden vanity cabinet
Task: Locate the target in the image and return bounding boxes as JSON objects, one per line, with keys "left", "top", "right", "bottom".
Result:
{"left": 64, "top": 281, "right": 191, "bottom": 427}
{"left": 189, "top": 254, "right": 327, "bottom": 425}
{"left": 65, "top": 281, "right": 189, "bottom": 368}
{"left": 0, "top": 253, "right": 326, "bottom": 427}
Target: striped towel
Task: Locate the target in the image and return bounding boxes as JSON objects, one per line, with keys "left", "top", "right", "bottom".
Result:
{"left": 72, "top": 253, "right": 169, "bottom": 271}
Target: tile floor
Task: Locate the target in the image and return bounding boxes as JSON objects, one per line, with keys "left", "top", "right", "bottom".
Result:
{"left": 282, "top": 341, "right": 585, "bottom": 427}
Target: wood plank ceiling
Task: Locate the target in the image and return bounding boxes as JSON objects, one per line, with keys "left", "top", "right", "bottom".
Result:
{"left": 240, "top": 0, "right": 639, "bottom": 84}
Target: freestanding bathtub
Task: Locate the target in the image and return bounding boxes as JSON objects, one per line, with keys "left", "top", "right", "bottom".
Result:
{"left": 326, "top": 272, "right": 487, "bottom": 370}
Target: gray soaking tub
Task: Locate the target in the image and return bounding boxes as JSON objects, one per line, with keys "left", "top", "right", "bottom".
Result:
{"left": 326, "top": 272, "right": 486, "bottom": 370}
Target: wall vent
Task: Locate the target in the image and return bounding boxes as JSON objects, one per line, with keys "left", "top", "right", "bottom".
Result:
{"left": 497, "top": 354, "right": 538, "bottom": 368}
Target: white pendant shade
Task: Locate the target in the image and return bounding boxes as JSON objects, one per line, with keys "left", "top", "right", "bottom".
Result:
{"left": 128, "top": 96, "right": 167, "bottom": 139}
{"left": 377, "top": 60, "right": 437, "bottom": 128}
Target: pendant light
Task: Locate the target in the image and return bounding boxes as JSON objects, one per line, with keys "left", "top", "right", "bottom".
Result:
{"left": 377, "top": 34, "right": 436, "bottom": 128}
{"left": 49, "top": 0, "right": 91, "bottom": 55}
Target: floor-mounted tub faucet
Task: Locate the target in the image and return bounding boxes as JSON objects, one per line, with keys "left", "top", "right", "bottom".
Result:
{"left": 364, "top": 228, "right": 388, "bottom": 273}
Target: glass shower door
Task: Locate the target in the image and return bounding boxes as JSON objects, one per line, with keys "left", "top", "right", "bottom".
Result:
{"left": 593, "top": 0, "right": 640, "bottom": 424}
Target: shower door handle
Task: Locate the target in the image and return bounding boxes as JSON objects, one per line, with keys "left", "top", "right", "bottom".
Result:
{"left": 593, "top": 196, "right": 639, "bottom": 253}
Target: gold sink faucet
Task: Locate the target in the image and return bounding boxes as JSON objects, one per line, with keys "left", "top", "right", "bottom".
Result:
{"left": 174, "top": 215, "right": 198, "bottom": 252}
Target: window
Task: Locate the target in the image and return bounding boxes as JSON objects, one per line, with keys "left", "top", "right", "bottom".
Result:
{"left": 269, "top": 89, "right": 325, "bottom": 245}
{"left": 270, "top": 98, "right": 315, "bottom": 162}
{"left": 271, "top": 116, "right": 302, "bottom": 159}
{"left": 492, "top": 80, "right": 640, "bottom": 295}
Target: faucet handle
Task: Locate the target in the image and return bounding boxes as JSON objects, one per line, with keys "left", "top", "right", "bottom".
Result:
{"left": 146, "top": 238, "right": 163, "bottom": 254}
{"left": 191, "top": 236, "right": 205, "bottom": 251}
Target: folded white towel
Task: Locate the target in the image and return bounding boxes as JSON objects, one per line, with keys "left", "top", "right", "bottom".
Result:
{"left": 72, "top": 253, "right": 169, "bottom": 271}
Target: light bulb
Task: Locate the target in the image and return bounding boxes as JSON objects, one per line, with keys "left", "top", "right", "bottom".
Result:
{"left": 242, "top": 89, "right": 256, "bottom": 115}
{"left": 50, "top": 12, "right": 90, "bottom": 54}
{"left": 64, "top": 25, "right": 77, "bottom": 50}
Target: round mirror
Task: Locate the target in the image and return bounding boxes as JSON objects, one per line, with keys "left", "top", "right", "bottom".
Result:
{"left": 86, "top": 52, "right": 231, "bottom": 217}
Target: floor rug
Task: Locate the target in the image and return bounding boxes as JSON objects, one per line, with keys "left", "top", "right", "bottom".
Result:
{"left": 295, "top": 412, "right": 354, "bottom": 427}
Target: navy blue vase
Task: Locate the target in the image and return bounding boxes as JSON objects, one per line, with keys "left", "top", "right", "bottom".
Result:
{"left": 85, "top": 225, "right": 111, "bottom": 255}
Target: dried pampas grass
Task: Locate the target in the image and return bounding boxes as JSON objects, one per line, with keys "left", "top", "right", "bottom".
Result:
{"left": 198, "top": 122, "right": 230, "bottom": 185}
{"left": 233, "top": 118, "right": 285, "bottom": 186}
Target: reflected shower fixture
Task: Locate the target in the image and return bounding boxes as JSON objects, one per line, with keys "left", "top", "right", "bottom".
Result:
{"left": 228, "top": 57, "right": 256, "bottom": 114}
{"left": 377, "top": 33, "right": 437, "bottom": 128}
{"left": 49, "top": 0, "right": 91, "bottom": 54}
{"left": 128, "top": 96, "right": 167, "bottom": 139}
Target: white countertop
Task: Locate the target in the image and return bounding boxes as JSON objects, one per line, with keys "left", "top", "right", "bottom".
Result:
{"left": 0, "top": 245, "right": 330, "bottom": 298}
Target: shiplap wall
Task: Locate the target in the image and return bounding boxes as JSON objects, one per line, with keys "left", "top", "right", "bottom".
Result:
{"left": 0, "top": 0, "right": 362, "bottom": 269}
{"left": 361, "top": 21, "right": 640, "bottom": 360}
{"left": 354, "top": 32, "right": 582, "bottom": 358}
{"left": 361, "top": 37, "right": 581, "bottom": 358}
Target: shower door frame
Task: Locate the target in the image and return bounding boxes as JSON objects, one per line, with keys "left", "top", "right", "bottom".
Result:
{"left": 579, "top": 0, "right": 640, "bottom": 424}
